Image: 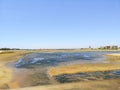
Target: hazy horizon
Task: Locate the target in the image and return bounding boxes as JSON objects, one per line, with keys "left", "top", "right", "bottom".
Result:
{"left": 0, "top": 0, "right": 120, "bottom": 49}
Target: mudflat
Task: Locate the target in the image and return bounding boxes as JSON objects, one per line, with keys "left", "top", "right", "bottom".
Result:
{"left": 0, "top": 51, "right": 120, "bottom": 90}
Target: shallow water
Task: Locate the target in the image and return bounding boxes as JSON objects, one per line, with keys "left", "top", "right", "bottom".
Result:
{"left": 15, "top": 51, "right": 120, "bottom": 68}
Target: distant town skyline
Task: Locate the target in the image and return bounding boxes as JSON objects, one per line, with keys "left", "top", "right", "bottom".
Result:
{"left": 0, "top": 0, "right": 120, "bottom": 49}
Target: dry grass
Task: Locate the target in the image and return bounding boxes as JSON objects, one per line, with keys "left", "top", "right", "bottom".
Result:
{"left": 49, "top": 63, "right": 120, "bottom": 77}
{"left": 0, "top": 50, "right": 32, "bottom": 62}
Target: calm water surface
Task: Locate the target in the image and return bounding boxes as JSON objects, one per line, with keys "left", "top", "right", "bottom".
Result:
{"left": 15, "top": 51, "right": 120, "bottom": 68}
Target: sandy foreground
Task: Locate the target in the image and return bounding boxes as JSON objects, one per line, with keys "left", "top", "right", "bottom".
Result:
{"left": 0, "top": 63, "right": 12, "bottom": 85}
{"left": 9, "top": 79, "right": 120, "bottom": 90}
{"left": 0, "top": 51, "right": 120, "bottom": 90}
{"left": 0, "top": 51, "right": 31, "bottom": 89}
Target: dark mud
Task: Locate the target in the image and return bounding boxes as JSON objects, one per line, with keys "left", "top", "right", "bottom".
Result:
{"left": 54, "top": 70, "right": 120, "bottom": 83}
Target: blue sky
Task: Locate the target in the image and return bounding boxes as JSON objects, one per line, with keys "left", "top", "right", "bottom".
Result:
{"left": 0, "top": 0, "right": 120, "bottom": 49}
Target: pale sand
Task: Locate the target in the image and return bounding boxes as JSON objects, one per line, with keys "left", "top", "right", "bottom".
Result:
{"left": 106, "top": 54, "right": 120, "bottom": 56}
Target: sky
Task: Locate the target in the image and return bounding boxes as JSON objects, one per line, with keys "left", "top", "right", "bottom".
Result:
{"left": 0, "top": 0, "right": 120, "bottom": 49}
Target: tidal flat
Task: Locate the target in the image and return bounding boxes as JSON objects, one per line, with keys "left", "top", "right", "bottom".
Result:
{"left": 0, "top": 50, "right": 120, "bottom": 90}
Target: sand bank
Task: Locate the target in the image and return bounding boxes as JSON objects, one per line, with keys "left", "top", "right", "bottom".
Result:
{"left": 106, "top": 54, "right": 120, "bottom": 56}
{"left": 49, "top": 63, "right": 120, "bottom": 77}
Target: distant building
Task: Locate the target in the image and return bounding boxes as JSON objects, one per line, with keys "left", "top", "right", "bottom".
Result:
{"left": 111, "top": 45, "right": 118, "bottom": 50}
{"left": 104, "top": 46, "right": 111, "bottom": 49}
{"left": 99, "top": 45, "right": 118, "bottom": 50}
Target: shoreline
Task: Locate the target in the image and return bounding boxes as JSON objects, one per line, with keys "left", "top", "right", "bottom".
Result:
{"left": 49, "top": 53, "right": 120, "bottom": 77}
